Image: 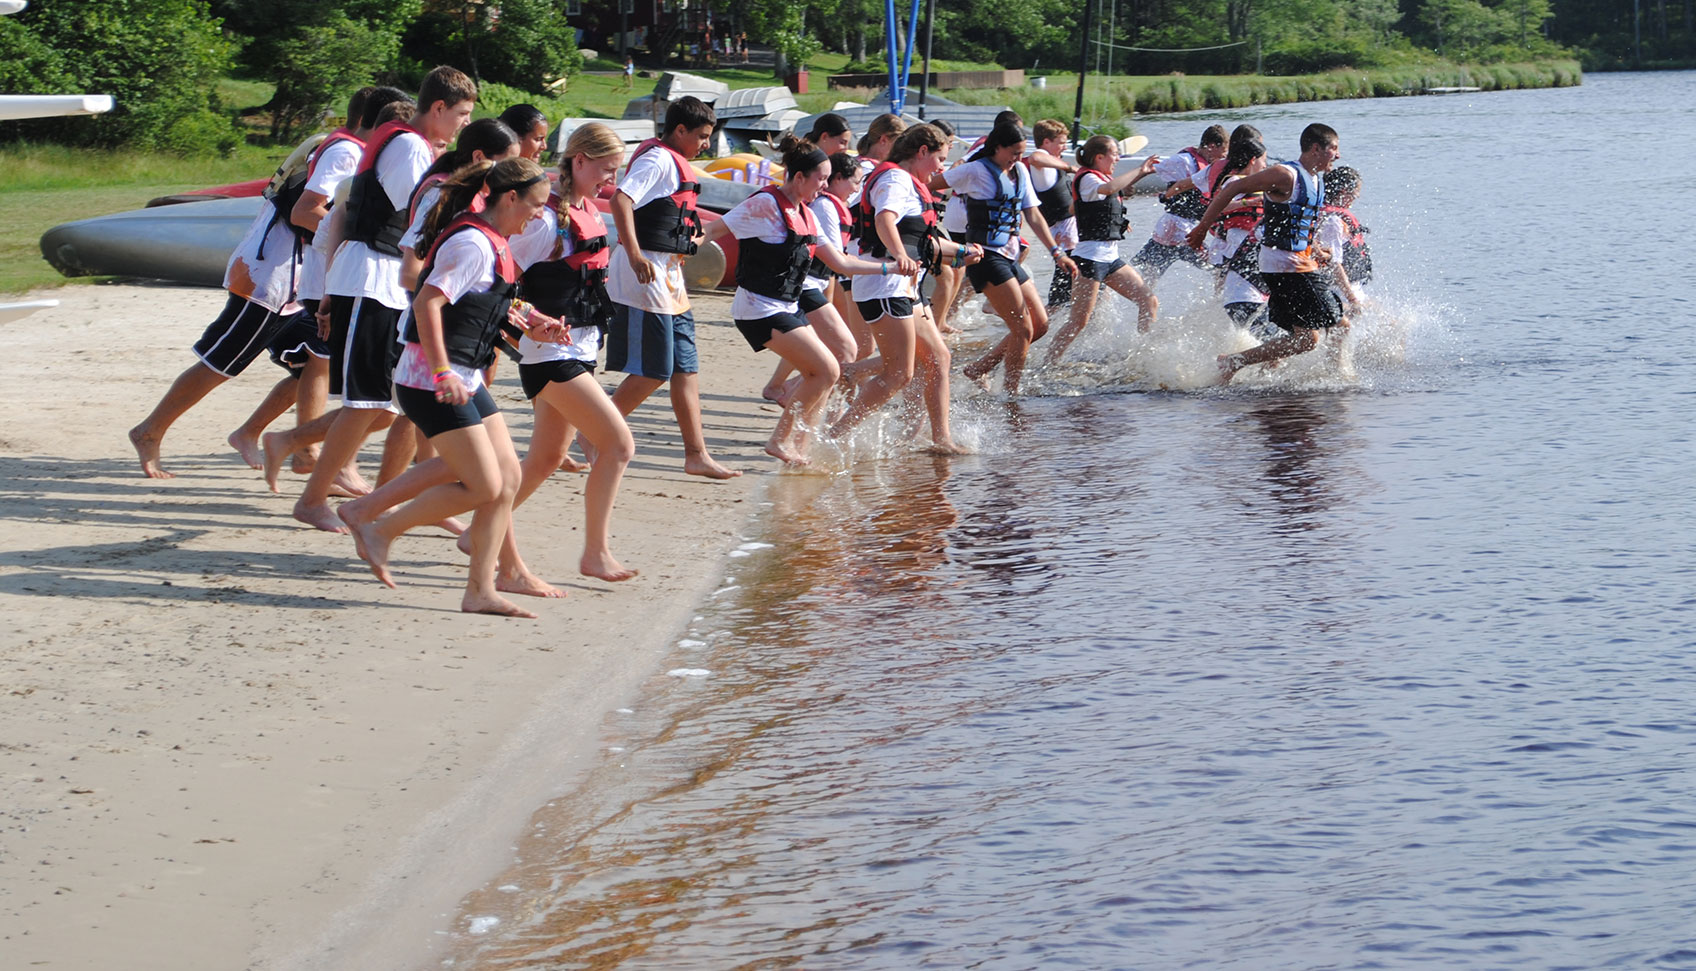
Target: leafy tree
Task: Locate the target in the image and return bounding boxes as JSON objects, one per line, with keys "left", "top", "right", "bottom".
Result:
{"left": 404, "top": 0, "right": 579, "bottom": 91}
{"left": 0, "top": 0, "right": 239, "bottom": 154}
{"left": 268, "top": 13, "right": 401, "bottom": 141}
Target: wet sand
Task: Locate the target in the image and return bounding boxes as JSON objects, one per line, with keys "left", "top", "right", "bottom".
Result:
{"left": 0, "top": 283, "right": 775, "bottom": 969}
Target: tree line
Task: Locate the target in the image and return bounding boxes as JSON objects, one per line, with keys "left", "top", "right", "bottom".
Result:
{"left": 2, "top": 0, "right": 1686, "bottom": 156}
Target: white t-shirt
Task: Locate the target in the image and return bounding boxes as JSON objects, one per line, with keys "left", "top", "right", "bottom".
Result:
{"left": 399, "top": 182, "right": 440, "bottom": 254}
{"left": 846, "top": 155, "right": 880, "bottom": 209}
{"left": 1221, "top": 270, "right": 1267, "bottom": 305}
{"left": 722, "top": 191, "right": 818, "bottom": 319}
{"left": 943, "top": 159, "right": 1039, "bottom": 260}
{"left": 1071, "top": 171, "right": 1121, "bottom": 265}
{"left": 1028, "top": 162, "right": 1077, "bottom": 251}
{"left": 222, "top": 198, "right": 302, "bottom": 315}
{"left": 1151, "top": 149, "right": 1206, "bottom": 246}
{"left": 295, "top": 137, "right": 362, "bottom": 303}
{"left": 510, "top": 206, "right": 603, "bottom": 365}
{"left": 850, "top": 169, "right": 924, "bottom": 301}
{"left": 607, "top": 145, "right": 692, "bottom": 315}
{"left": 394, "top": 228, "right": 497, "bottom": 391}
{"left": 805, "top": 194, "right": 848, "bottom": 293}
{"left": 325, "top": 130, "right": 435, "bottom": 310}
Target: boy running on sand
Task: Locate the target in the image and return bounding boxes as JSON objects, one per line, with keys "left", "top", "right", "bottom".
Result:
{"left": 603, "top": 97, "right": 739, "bottom": 479}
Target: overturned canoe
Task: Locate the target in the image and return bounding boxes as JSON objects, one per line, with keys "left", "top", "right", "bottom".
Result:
{"left": 41, "top": 194, "right": 744, "bottom": 290}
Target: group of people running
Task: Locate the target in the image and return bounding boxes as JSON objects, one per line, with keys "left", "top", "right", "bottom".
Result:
{"left": 126, "top": 63, "right": 1372, "bottom": 619}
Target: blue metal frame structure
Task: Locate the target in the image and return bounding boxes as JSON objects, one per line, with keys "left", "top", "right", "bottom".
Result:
{"left": 885, "top": 0, "right": 924, "bottom": 115}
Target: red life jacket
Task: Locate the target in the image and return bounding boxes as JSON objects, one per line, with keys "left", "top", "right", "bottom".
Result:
{"left": 1321, "top": 204, "right": 1373, "bottom": 283}
{"left": 406, "top": 214, "right": 520, "bottom": 370}
{"left": 305, "top": 127, "right": 364, "bottom": 183}
{"left": 808, "top": 190, "right": 852, "bottom": 279}
{"left": 852, "top": 161, "right": 939, "bottom": 263}
{"left": 347, "top": 122, "right": 425, "bottom": 256}
{"left": 405, "top": 170, "right": 489, "bottom": 239}
{"left": 1205, "top": 163, "right": 1263, "bottom": 240}
{"left": 626, "top": 138, "right": 702, "bottom": 254}
{"left": 520, "top": 196, "right": 613, "bottom": 327}
{"left": 734, "top": 186, "right": 821, "bottom": 303}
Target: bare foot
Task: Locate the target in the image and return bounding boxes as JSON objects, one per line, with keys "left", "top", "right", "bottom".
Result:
{"left": 227, "top": 430, "right": 263, "bottom": 469}
{"left": 760, "top": 383, "right": 785, "bottom": 403}
{"left": 342, "top": 515, "right": 395, "bottom": 588}
{"left": 924, "top": 439, "right": 972, "bottom": 456}
{"left": 1215, "top": 354, "right": 1241, "bottom": 386}
{"left": 496, "top": 570, "right": 566, "bottom": 598}
{"left": 558, "top": 454, "right": 591, "bottom": 473}
{"left": 433, "top": 516, "right": 467, "bottom": 536}
{"left": 261, "top": 431, "right": 290, "bottom": 492}
{"left": 129, "top": 425, "right": 174, "bottom": 479}
{"left": 965, "top": 369, "right": 995, "bottom": 392}
{"left": 462, "top": 591, "right": 537, "bottom": 618}
{"left": 684, "top": 455, "right": 742, "bottom": 479}
{"left": 328, "top": 466, "right": 370, "bottom": 499}
{"left": 456, "top": 531, "right": 473, "bottom": 557}
{"left": 581, "top": 550, "right": 638, "bottom": 582}
{"left": 938, "top": 319, "right": 962, "bottom": 335}
{"left": 290, "top": 449, "right": 317, "bottom": 475}
{"left": 764, "top": 440, "right": 809, "bottom": 466}
{"left": 294, "top": 499, "right": 350, "bottom": 534}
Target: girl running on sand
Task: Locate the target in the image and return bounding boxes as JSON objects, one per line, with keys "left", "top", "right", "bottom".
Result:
{"left": 498, "top": 122, "right": 639, "bottom": 587}
{"left": 701, "top": 137, "right": 910, "bottom": 465}
{"left": 340, "top": 157, "right": 553, "bottom": 618}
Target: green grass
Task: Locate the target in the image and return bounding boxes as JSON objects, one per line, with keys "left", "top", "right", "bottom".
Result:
{"left": 0, "top": 142, "right": 284, "bottom": 294}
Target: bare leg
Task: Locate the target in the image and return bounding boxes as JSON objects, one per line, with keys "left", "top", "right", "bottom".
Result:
{"left": 377, "top": 416, "right": 417, "bottom": 486}
{"left": 291, "top": 356, "right": 330, "bottom": 471}
{"left": 294, "top": 407, "right": 393, "bottom": 532}
{"left": 931, "top": 263, "right": 965, "bottom": 334}
{"left": 828, "top": 314, "right": 916, "bottom": 439}
{"left": 228, "top": 374, "right": 296, "bottom": 469}
{"left": 834, "top": 285, "right": 874, "bottom": 360}
{"left": 264, "top": 406, "right": 338, "bottom": 491}
{"left": 130, "top": 361, "right": 230, "bottom": 479}
{"left": 1046, "top": 277, "right": 1103, "bottom": 366}
{"left": 1217, "top": 327, "right": 1322, "bottom": 383}
{"left": 965, "top": 277, "right": 1038, "bottom": 395}
{"left": 1104, "top": 265, "right": 1159, "bottom": 333}
{"left": 762, "top": 327, "right": 840, "bottom": 465}
{"left": 668, "top": 372, "right": 740, "bottom": 479}
{"left": 519, "top": 376, "right": 638, "bottom": 581}
{"left": 912, "top": 307, "right": 966, "bottom": 453}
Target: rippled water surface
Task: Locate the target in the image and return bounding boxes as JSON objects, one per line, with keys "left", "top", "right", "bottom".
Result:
{"left": 438, "top": 73, "right": 1696, "bottom": 969}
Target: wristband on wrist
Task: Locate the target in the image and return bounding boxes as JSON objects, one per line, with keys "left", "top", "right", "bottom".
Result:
{"left": 881, "top": 260, "right": 888, "bottom": 276}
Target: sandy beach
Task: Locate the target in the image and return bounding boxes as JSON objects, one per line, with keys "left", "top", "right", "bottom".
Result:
{"left": 0, "top": 283, "right": 778, "bottom": 969}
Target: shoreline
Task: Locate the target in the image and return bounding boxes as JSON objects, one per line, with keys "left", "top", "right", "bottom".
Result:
{"left": 0, "top": 283, "right": 777, "bottom": 969}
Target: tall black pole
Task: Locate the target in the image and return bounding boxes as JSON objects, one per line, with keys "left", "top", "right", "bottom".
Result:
{"left": 918, "top": 0, "right": 936, "bottom": 119}
{"left": 1072, "top": 0, "right": 1094, "bottom": 144}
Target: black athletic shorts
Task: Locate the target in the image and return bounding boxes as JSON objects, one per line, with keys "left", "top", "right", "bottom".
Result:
{"left": 965, "top": 252, "right": 1031, "bottom": 291}
{"left": 193, "top": 293, "right": 290, "bottom": 377}
{"left": 1073, "top": 256, "right": 1128, "bottom": 282}
{"left": 734, "top": 311, "right": 810, "bottom": 352}
{"left": 855, "top": 297, "right": 915, "bottom": 323}
{"left": 267, "top": 300, "right": 331, "bottom": 376}
{"left": 326, "top": 295, "right": 403, "bottom": 408}
{"left": 394, "top": 382, "right": 499, "bottom": 439}
{"left": 1262, "top": 272, "right": 1344, "bottom": 333}
{"left": 798, "top": 287, "right": 829, "bottom": 313}
{"left": 519, "top": 358, "right": 596, "bottom": 399}
{"left": 1129, "top": 238, "right": 1211, "bottom": 279}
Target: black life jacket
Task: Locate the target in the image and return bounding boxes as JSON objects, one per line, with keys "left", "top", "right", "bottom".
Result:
{"left": 1033, "top": 166, "right": 1074, "bottom": 226}
{"left": 520, "top": 196, "right": 613, "bottom": 328}
{"left": 964, "top": 158, "right": 1027, "bottom": 251}
{"left": 853, "top": 161, "right": 940, "bottom": 266}
{"left": 734, "top": 186, "right": 820, "bottom": 303}
{"left": 1322, "top": 204, "right": 1373, "bottom": 284}
{"left": 627, "top": 138, "right": 702, "bottom": 255}
{"left": 1159, "top": 146, "right": 1210, "bottom": 220}
{"left": 1071, "top": 168, "right": 1129, "bottom": 242}
{"left": 1261, "top": 162, "right": 1325, "bottom": 254}
{"left": 807, "top": 191, "right": 852, "bottom": 280}
{"left": 346, "top": 122, "right": 423, "bottom": 258}
{"left": 405, "top": 215, "right": 520, "bottom": 370}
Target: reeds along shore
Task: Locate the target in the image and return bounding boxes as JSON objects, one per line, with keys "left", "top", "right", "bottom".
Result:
{"left": 934, "top": 58, "right": 1583, "bottom": 125}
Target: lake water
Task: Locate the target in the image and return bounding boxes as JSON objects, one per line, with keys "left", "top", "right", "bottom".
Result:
{"left": 435, "top": 73, "right": 1696, "bottom": 969}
